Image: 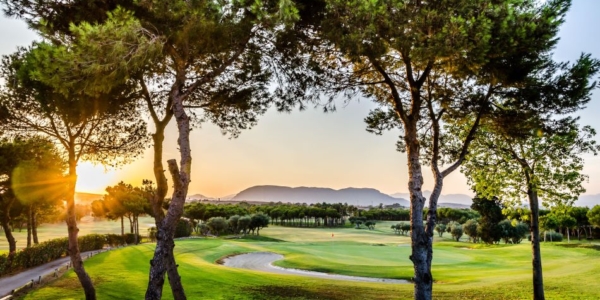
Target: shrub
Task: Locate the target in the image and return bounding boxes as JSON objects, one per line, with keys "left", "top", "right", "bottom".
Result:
{"left": 79, "top": 234, "right": 106, "bottom": 252}
{"left": 105, "top": 234, "right": 126, "bottom": 247}
{"left": 543, "top": 231, "right": 563, "bottom": 242}
{"left": 435, "top": 223, "right": 447, "bottom": 237}
{"left": 124, "top": 233, "right": 142, "bottom": 244}
{"left": 463, "top": 219, "right": 479, "bottom": 243}
{"left": 175, "top": 219, "right": 192, "bottom": 238}
{"left": 450, "top": 224, "right": 463, "bottom": 242}
{"left": 0, "top": 234, "right": 109, "bottom": 277}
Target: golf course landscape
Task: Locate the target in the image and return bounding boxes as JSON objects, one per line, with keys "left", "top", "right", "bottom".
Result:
{"left": 15, "top": 222, "right": 600, "bottom": 300}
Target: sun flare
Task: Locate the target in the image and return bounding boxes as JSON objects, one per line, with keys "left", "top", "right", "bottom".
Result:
{"left": 75, "top": 162, "right": 118, "bottom": 194}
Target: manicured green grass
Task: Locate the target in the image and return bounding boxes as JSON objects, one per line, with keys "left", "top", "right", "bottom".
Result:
{"left": 21, "top": 224, "right": 600, "bottom": 300}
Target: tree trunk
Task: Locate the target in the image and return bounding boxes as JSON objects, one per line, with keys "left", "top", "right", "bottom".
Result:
{"left": 121, "top": 216, "right": 124, "bottom": 236}
{"left": 32, "top": 207, "right": 39, "bottom": 245}
{"left": 27, "top": 205, "right": 32, "bottom": 248}
{"left": 66, "top": 153, "right": 96, "bottom": 300}
{"left": 405, "top": 126, "right": 432, "bottom": 300}
{"left": 145, "top": 91, "right": 189, "bottom": 300}
{"left": 528, "top": 188, "right": 545, "bottom": 300}
{"left": 129, "top": 216, "right": 134, "bottom": 234}
{"left": 1, "top": 213, "right": 17, "bottom": 253}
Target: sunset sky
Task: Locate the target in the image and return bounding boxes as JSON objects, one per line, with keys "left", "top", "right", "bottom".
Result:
{"left": 1, "top": 1, "right": 599, "bottom": 198}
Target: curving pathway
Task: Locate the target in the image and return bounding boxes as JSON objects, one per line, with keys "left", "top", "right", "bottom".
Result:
{"left": 220, "top": 252, "right": 408, "bottom": 284}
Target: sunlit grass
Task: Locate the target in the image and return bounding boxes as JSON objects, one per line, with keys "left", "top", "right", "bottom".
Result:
{"left": 21, "top": 224, "right": 600, "bottom": 300}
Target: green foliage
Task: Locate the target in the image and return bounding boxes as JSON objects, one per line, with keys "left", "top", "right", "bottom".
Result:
{"left": 364, "top": 220, "right": 376, "bottom": 230}
{"left": 237, "top": 216, "right": 251, "bottom": 235}
{"left": 587, "top": 205, "right": 600, "bottom": 227}
{"left": 463, "top": 117, "right": 600, "bottom": 207}
{"left": 462, "top": 220, "right": 479, "bottom": 243}
{"left": 0, "top": 234, "right": 119, "bottom": 277}
{"left": 249, "top": 213, "right": 270, "bottom": 235}
{"left": 437, "top": 208, "right": 479, "bottom": 224}
{"left": 435, "top": 223, "right": 447, "bottom": 237}
{"left": 207, "top": 217, "right": 228, "bottom": 236}
{"left": 497, "top": 220, "right": 528, "bottom": 244}
{"left": 471, "top": 197, "right": 504, "bottom": 244}
{"left": 105, "top": 234, "right": 128, "bottom": 247}
{"left": 123, "top": 233, "right": 142, "bottom": 245}
{"left": 450, "top": 224, "right": 463, "bottom": 242}
{"left": 542, "top": 231, "right": 563, "bottom": 242}
{"left": 174, "top": 219, "right": 192, "bottom": 238}
{"left": 227, "top": 215, "right": 240, "bottom": 235}
{"left": 392, "top": 222, "right": 411, "bottom": 236}
{"left": 540, "top": 214, "right": 559, "bottom": 232}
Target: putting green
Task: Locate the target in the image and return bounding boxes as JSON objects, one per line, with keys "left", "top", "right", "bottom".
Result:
{"left": 21, "top": 224, "right": 600, "bottom": 299}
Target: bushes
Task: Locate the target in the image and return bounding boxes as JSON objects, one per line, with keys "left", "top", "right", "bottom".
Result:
{"left": 543, "top": 231, "right": 563, "bottom": 242}
{"left": 124, "top": 233, "right": 142, "bottom": 244}
{"left": 106, "top": 234, "right": 126, "bottom": 247}
{"left": 0, "top": 233, "right": 132, "bottom": 277}
{"left": 78, "top": 234, "right": 106, "bottom": 252}
{"left": 175, "top": 219, "right": 192, "bottom": 238}
{"left": 450, "top": 224, "right": 463, "bottom": 242}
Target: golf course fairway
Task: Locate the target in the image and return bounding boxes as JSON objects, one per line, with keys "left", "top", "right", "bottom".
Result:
{"left": 21, "top": 224, "right": 600, "bottom": 299}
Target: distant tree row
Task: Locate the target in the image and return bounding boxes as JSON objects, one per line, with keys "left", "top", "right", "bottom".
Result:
{"left": 90, "top": 181, "right": 153, "bottom": 244}
{"left": 183, "top": 201, "right": 353, "bottom": 228}
{"left": 431, "top": 197, "right": 600, "bottom": 244}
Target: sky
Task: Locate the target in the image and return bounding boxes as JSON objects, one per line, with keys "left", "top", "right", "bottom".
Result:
{"left": 1, "top": 1, "right": 599, "bottom": 198}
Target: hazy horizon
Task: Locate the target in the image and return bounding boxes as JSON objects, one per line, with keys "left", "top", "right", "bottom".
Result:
{"left": 2, "top": 0, "right": 599, "bottom": 198}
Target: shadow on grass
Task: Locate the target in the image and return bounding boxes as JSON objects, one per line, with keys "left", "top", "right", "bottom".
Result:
{"left": 238, "top": 235, "right": 286, "bottom": 243}
{"left": 555, "top": 243, "right": 600, "bottom": 251}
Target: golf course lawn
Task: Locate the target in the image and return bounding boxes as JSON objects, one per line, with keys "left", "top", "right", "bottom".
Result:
{"left": 20, "top": 223, "right": 600, "bottom": 299}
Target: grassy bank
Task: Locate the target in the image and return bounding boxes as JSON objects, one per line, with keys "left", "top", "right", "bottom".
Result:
{"left": 20, "top": 224, "right": 600, "bottom": 299}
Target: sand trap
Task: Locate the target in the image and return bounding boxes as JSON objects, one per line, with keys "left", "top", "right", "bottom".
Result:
{"left": 220, "top": 252, "right": 408, "bottom": 284}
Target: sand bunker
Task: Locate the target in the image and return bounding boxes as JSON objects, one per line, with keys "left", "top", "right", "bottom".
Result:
{"left": 220, "top": 252, "right": 408, "bottom": 284}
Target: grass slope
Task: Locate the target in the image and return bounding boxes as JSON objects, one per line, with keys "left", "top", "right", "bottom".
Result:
{"left": 21, "top": 223, "right": 600, "bottom": 299}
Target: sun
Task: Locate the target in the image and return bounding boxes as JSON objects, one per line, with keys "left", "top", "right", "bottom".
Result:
{"left": 75, "top": 162, "right": 118, "bottom": 194}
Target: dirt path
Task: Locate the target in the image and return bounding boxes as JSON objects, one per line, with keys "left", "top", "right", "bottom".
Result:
{"left": 220, "top": 252, "right": 408, "bottom": 284}
{"left": 0, "top": 250, "right": 100, "bottom": 298}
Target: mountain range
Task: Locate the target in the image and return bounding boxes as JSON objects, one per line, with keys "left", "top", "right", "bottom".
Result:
{"left": 75, "top": 187, "right": 600, "bottom": 208}
{"left": 232, "top": 185, "right": 409, "bottom": 207}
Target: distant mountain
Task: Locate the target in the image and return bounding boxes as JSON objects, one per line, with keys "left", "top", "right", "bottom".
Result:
{"left": 220, "top": 194, "right": 237, "bottom": 201}
{"left": 75, "top": 192, "right": 103, "bottom": 204}
{"left": 187, "top": 193, "right": 237, "bottom": 201}
{"left": 232, "top": 185, "right": 409, "bottom": 207}
{"left": 187, "top": 193, "right": 214, "bottom": 200}
{"left": 576, "top": 194, "right": 600, "bottom": 207}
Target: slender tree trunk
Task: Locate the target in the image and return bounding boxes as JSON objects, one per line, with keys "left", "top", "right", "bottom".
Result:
{"left": 1, "top": 217, "right": 16, "bottom": 253}
{"left": 27, "top": 205, "right": 32, "bottom": 247}
{"left": 145, "top": 92, "right": 187, "bottom": 300}
{"left": 528, "top": 188, "right": 545, "bottom": 300}
{"left": 121, "top": 216, "right": 124, "bottom": 236}
{"left": 129, "top": 216, "right": 134, "bottom": 234}
{"left": 405, "top": 125, "right": 432, "bottom": 300}
{"left": 66, "top": 151, "right": 96, "bottom": 300}
{"left": 32, "top": 207, "right": 39, "bottom": 245}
